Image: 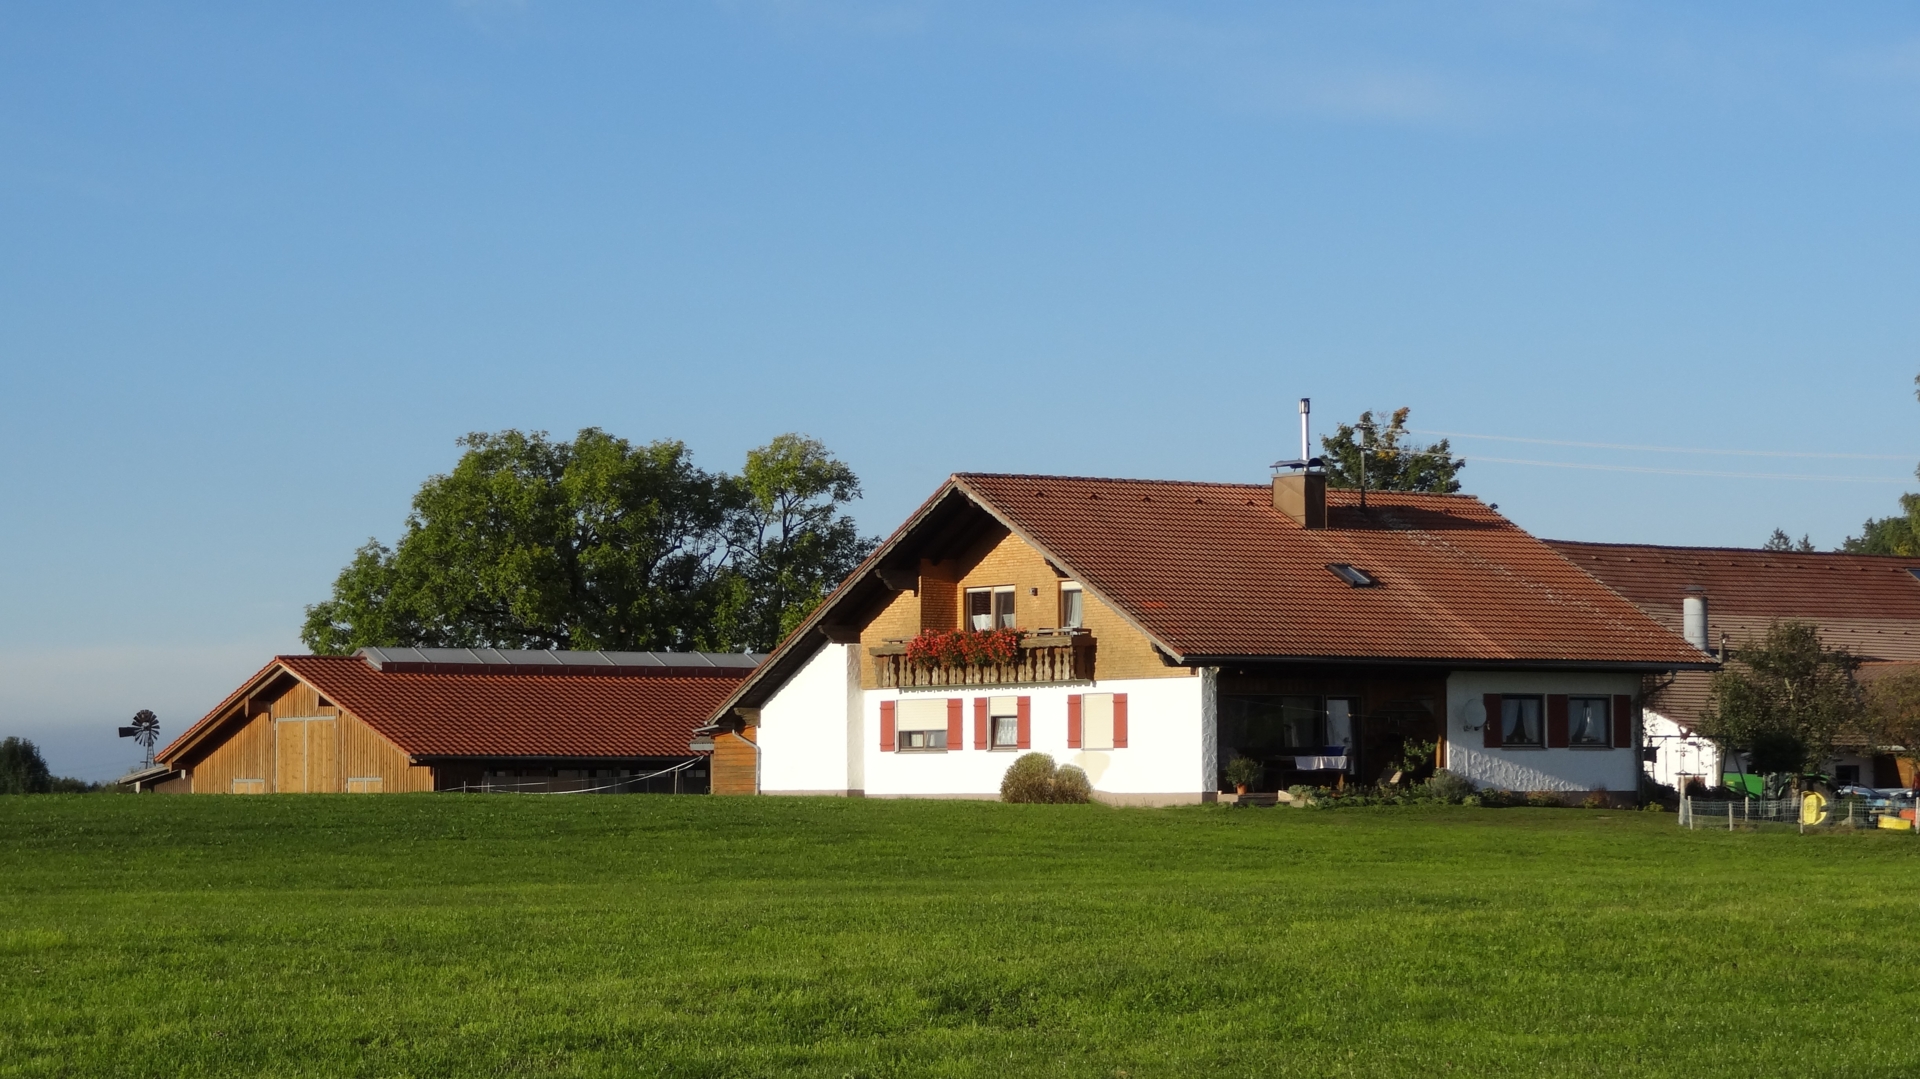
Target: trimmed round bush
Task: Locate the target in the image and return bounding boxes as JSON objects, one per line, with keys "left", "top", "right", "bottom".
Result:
{"left": 1052, "top": 764, "right": 1092, "bottom": 804}
{"left": 1000, "top": 752, "right": 1059, "bottom": 803}
{"left": 1421, "top": 770, "right": 1474, "bottom": 805}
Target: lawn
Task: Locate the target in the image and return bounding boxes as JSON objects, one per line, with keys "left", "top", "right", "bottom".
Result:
{"left": 2, "top": 796, "right": 1917, "bottom": 1078}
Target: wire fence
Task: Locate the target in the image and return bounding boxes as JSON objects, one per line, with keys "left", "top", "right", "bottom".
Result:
{"left": 1679, "top": 793, "right": 1919, "bottom": 833}
{"left": 443, "top": 757, "right": 704, "bottom": 795}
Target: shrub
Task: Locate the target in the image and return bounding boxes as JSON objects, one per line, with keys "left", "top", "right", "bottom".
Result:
{"left": 1000, "top": 753, "right": 1059, "bottom": 803}
{"left": 1224, "top": 756, "right": 1263, "bottom": 790}
{"left": 1420, "top": 770, "right": 1474, "bottom": 805}
{"left": 1000, "top": 753, "right": 1092, "bottom": 804}
{"left": 1475, "top": 787, "right": 1520, "bottom": 808}
{"left": 1581, "top": 789, "right": 1610, "bottom": 810}
{"left": 1052, "top": 765, "right": 1092, "bottom": 804}
{"left": 1525, "top": 790, "right": 1566, "bottom": 808}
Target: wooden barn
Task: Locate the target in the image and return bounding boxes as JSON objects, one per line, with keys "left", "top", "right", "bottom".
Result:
{"left": 150, "top": 647, "right": 761, "bottom": 794}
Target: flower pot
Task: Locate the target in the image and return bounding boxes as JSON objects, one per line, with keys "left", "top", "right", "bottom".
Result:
{"left": 1235, "top": 784, "right": 1248, "bottom": 795}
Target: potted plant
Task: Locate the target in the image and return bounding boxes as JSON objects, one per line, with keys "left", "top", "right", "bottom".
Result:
{"left": 1224, "top": 756, "right": 1263, "bottom": 795}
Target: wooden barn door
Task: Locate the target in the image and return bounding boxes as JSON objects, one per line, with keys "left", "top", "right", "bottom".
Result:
{"left": 275, "top": 717, "right": 338, "bottom": 792}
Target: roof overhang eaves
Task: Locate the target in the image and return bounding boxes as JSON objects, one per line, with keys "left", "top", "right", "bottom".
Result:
{"left": 157, "top": 658, "right": 306, "bottom": 766}
{"left": 411, "top": 753, "right": 701, "bottom": 764}
{"left": 947, "top": 474, "right": 1192, "bottom": 665}
{"left": 703, "top": 478, "right": 974, "bottom": 723}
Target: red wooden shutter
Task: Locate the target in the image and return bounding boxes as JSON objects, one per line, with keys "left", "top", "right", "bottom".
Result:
{"left": 1113, "top": 693, "right": 1128, "bottom": 748}
{"left": 1066, "top": 694, "right": 1082, "bottom": 748}
{"left": 947, "top": 698, "right": 964, "bottom": 750}
{"left": 1483, "top": 694, "right": 1503, "bottom": 748}
{"left": 880, "top": 700, "right": 895, "bottom": 752}
{"left": 1016, "top": 696, "right": 1031, "bottom": 749}
{"left": 1546, "top": 695, "right": 1569, "bottom": 748}
{"left": 1612, "top": 694, "right": 1633, "bottom": 749}
{"left": 974, "top": 698, "right": 989, "bottom": 750}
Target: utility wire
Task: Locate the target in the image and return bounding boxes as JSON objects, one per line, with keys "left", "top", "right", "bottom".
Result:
{"left": 1467, "top": 455, "right": 1911, "bottom": 483}
{"left": 1410, "top": 429, "right": 1912, "bottom": 462}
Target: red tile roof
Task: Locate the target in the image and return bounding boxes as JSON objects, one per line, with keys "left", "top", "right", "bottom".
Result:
{"left": 1544, "top": 541, "right": 1920, "bottom": 728}
{"left": 163, "top": 656, "right": 743, "bottom": 763}
{"left": 956, "top": 475, "right": 1707, "bottom": 665}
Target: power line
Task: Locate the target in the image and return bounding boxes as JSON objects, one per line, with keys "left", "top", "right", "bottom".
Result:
{"left": 1467, "top": 455, "right": 1911, "bottom": 483}
{"left": 1410, "top": 429, "right": 1913, "bottom": 462}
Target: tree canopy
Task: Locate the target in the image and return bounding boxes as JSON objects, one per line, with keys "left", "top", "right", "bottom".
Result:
{"left": 1318, "top": 407, "right": 1465, "bottom": 494}
{"left": 301, "top": 430, "right": 876, "bottom": 655}
{"left": 1694, "top": 620, "right": 1863, "bottom": 775}
{"left": 1863, "top": 668, "right": 1920, "bottom": 774}
{"left": 0, "top": 737, "right": 53, "bottom": 794}
{"left": 1763, "top": 529, "right": 1816, "bottom": 552}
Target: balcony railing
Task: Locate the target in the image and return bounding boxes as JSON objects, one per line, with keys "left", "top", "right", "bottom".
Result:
{"left": 870, "top": 629, "right": 1095, "bottom": 688}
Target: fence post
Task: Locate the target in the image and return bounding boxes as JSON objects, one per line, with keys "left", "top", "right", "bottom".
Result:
{"left": 1728, "top": 802, "right": 1734, "bottom": 832}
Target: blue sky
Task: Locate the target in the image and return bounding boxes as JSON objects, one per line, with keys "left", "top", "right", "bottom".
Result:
{"left": 5, "top": 1, "right": 1920, "bottom": 779}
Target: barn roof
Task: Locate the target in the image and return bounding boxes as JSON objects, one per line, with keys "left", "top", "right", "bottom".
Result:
{"left": 1545, "top": 541, "right": 1920, "bottom": 728}
{"left": 159, "top": 650, "right": 760, "bottom": 765}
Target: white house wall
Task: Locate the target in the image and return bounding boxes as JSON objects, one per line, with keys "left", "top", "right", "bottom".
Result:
{"left": 757, "top": 643, "right": 861, "bottom": 795}
{"left": 1444, "top": 671, "right": 1644, "bottom": 793}
{"left": 862, "top": 677, "right": 1209, "bottom": 804}
{"left": 1643, "top": 710, "right": 1721, "bottom": 791}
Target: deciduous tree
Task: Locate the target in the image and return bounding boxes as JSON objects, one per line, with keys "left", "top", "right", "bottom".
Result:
{"left": 1319, "top": 407, "right": 1465, "bottom": 494}
{"left": 302, "top": 430, "right": 875, "bottom": 655}
{"left": 1695, "top": 620, "right": 1863, "bottom": 775}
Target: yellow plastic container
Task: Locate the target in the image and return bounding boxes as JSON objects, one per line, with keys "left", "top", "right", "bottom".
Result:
{"left": 1878, "top": 815, "right": 1914, "bottom": 831}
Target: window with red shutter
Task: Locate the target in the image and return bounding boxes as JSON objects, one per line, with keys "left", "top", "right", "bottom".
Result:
{"left": 1482, "top": 694, "right": 1503, "bottom": 748}
{"left": 947, "top": 698, "right": 965, "bottom": 750}
{"left": 1612, "top": 695, "right": 1634, "bottom": 749}
{"left": 1546, "top": 695, "right": 1570, "bottom": 748}
{"left": 1113, "top": 693, "right": 1128, "bottom": 749}
{"left": 1016, "top": 696, "right": 1031, "bottom": 749}
{"left": 880, "top": 700, "right": 896, "bottom": 752}
{"left": 974, "top": 698, "right": 989, "bottom": 750}
{"left": 1066, "top": 694, "right": 1082, "bottom": 749}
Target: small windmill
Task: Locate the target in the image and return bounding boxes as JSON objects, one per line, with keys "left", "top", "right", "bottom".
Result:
{"left": 119, "top": 710, "right": 160, "bottom": 768}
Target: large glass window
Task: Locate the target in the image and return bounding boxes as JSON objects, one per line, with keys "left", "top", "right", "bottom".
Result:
{"left": 1569, "top": 696, "right": 1611, "bottom": 747}
{"left": 1218, "top": 695, "right": 1329, "bottom": 756}
{"left": 1502, "top": 696, "right": 1544, "bottom": 747}
{"left": 966, "top": 586, "right": 1016, "bottom": 631}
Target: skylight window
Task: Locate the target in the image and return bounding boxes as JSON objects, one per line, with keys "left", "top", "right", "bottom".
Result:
{"left": 1326, "top": 563, "right": 1377, "bottom": 588}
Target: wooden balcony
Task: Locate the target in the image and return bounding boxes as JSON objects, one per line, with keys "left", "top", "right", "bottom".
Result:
{"left": 870, "top": 629, "right": 1095, "bottom": 689}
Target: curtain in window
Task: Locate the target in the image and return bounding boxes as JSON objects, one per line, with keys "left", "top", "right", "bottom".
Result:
{"left": 1502, "top": 697, "right": 1542, "bottom": 745}
{"left": 1570, "top": 697, "right": 1610, "bottom": 745}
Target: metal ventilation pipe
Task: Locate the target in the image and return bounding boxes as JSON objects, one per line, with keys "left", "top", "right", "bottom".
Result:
{"left": 1682, "top": 588, "right": 1709, "bottom": 652}
{"left": 1299, "top": 397, "right": 1311, "bottom": 462}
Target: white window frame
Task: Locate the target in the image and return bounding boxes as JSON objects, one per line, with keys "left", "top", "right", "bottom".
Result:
{"left": 965, "top": 585, "right": 1017, "bottom": 631}
{"left": 989, "top": 695, "right": 1020, "bottom": 750}
{"left": 1059, "top": 582, "right": 1084, "bottom": 629}
{"left": 896, "top": 698, "right": 950, "bottom": 753}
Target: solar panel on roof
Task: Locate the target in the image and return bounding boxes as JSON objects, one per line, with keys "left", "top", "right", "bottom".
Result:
{"left": 1326, "top": 563, "right": 1378, "bottom": 588}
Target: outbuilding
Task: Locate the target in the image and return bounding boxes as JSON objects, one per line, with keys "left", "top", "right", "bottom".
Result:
{"left": 153, "top": 647, "right": 760, "bottom": 793}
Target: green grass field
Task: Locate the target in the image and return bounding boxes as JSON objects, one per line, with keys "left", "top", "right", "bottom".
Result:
{"left": 3, "top": 796, "right": 1918, "bottom": 1078}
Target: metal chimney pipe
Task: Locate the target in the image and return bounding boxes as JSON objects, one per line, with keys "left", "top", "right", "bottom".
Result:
{"left": 1299, "top": 398, "right": 1311, "bottom": 462}
{"left": 1682, "top": 587, "right": 1709, "bottom": 652}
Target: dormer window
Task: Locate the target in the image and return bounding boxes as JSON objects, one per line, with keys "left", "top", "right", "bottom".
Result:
{"left": 1327, "top": 564, "right": 1377, "bottom": 587}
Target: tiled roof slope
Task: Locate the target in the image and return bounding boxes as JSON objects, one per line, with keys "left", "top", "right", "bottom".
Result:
{"left": 956, "top": 474, "right": 1707, "bottom": 665}
{"left": 1544, "top": 541, "right": 1920, "bottom": 728}
{"left": 274, "top": 656, "right": 740, "bottom": 758}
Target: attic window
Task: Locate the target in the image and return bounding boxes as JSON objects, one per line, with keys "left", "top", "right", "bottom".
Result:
{"left": 1327, "top": 563, "right": 1377, "bottom": 588}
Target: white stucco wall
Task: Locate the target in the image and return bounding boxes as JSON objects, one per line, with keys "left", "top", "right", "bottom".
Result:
{"left": 860, "top": 676, "right": 1210, "bottom": 804}
{"left": 756, "top": 643, "right": 862, "bottom": 795}
{"left": 1443, "top": 671, "right": 1644, "bottom": 793}
{"left": 1643, "top": 709, "right": 1721, "bottom": 791}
